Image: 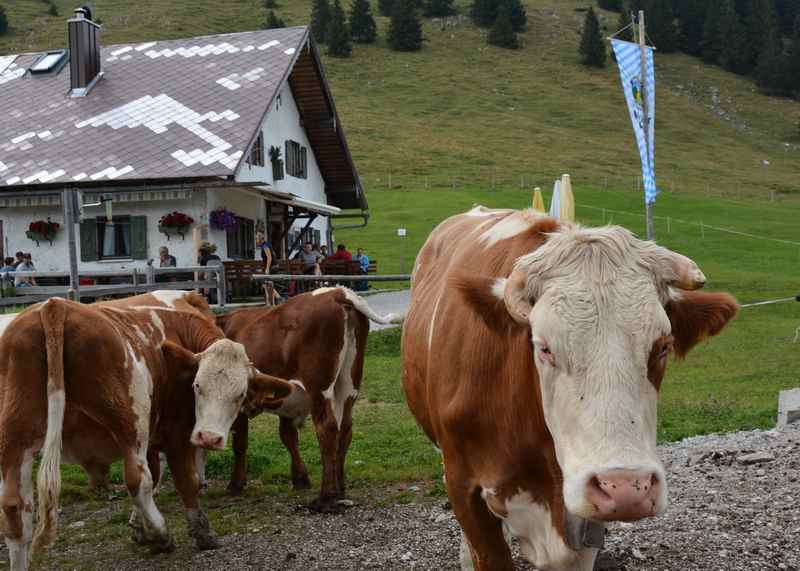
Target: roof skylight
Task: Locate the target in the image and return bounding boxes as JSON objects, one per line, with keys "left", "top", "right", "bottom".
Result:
{"left": 29, "top": 50, "right": 68, "bottom": 75}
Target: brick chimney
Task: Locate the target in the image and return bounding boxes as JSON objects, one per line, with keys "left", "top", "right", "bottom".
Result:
{"left": 68, "top": 6, "right": 102, "bottom": 97}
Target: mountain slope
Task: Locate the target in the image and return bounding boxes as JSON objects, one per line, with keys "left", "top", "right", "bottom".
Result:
{"left": 1, "top": 0, "right": 799, "bottom": 199}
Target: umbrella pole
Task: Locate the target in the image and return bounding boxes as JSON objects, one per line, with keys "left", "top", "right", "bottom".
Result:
{"left": 639, "top": 10, "right": 655, "bottom": 241}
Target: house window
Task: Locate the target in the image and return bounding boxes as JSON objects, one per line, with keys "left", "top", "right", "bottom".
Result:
{"left": 285, "top": 140, "right": 307, "bottom": 179}
{"left": 226, "top": 217, "right": 255, "bottom": 260}
{"left": 247, "top": 132, "right": 265, "bottom": 167}
{"left": 79, "top": 215, "right": 147, "bottom": 262}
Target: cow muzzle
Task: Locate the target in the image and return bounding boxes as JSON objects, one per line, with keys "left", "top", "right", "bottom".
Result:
{"left": 191, "top": 430, "right": 226, "bottom": 451}
{"left": 585, "top": 469, "right": 661, "bottom": 522}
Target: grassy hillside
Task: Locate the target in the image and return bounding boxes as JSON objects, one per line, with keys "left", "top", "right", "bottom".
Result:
{"left": 2, "top": 0, "right": 799, "bottom": 200}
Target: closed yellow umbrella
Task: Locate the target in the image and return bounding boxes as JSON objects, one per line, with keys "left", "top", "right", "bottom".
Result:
{"left": 532, "top": 187, "right": 545, "bottom": 212}
{"left": 559, "top": 174, "right": 575, "bottom": 222}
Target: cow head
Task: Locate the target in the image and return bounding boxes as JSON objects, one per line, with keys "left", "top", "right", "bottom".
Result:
{"left": 501, "top": 225, "right": 737, "bottom": 522}
{"left": 163, "top": 339, "right": 293, "bottom": 450}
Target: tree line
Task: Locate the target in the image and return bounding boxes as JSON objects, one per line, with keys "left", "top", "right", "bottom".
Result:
{"left": 590, "top": 0, "right": 800, "bottom": 98}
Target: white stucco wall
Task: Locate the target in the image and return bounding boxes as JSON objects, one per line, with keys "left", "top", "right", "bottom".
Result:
{"left": 0, "top": 191, "right": 207, "bottom": 272}
{"left": 235, "top": 83, "right": 330, "bottom": 242}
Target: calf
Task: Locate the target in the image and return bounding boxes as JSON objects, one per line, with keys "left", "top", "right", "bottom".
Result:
{"left": 0, "top": 299, "right": 296, "bottom": 570}
{"left": 216, "top": 287, "right": 401, "bottom": 512}
{"left": 402, "top": 206, "right": 738, "bottom": 570}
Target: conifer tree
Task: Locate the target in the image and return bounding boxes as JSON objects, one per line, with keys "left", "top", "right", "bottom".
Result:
{"left": 0, "top": 5, "right": 7, "bottom": 35}
{"left": 349, "top": 0, "right": 377, "bottom": 43}
{"left": 744, "top": 0, "right": 779, "bottom": 70}
{"left": 424, "top": 0, "right": 456, "bottom": 18}
{"left": 648, "top": 0, "right": 677, "bottom": 53}
{"left": 755, "top": 28, "right": 788, "bottom": 94}
{"left": 675, "top": 0, "right": 705, "bottom": 55}
{"left": 701, "top": 0, "right": 723, "bottom": 63}
{"left": 264, "top": 0, "right": 278, "bottom": 7}
{"left": 389, "top": 0, "right": 424, "bottom": 51}
{"left": 470, "top": 0, "right": 496, "bottom": 27}
{"left": 327, "top": 0, "right": 352, "bottom": 56}
{"left": 717, "top": 0, "right": 748, "bottom": 73}
{"left": 379, "top": 0, "right": 395, "bottom": 17}
{"left": 616, "top": 3, "right": 634, "bottom": 42}
{"left": 598, "top": 0, "right": 623, "bottom": 11}
{"left": 266, "top": 10, "right": 286, "bottom": 28}
{"left": 488, "top": 1, "right": 519, "bottom": 49}
{"left": 311, "top": 0, "right": 332, "bottom": 43}
{"left": 787, "top": 15, "right": 800, "bottom": 95}
{"left": 507, "top": 0, "right": 527, "bottom": 32}
{"left": 580, "top": 6, "right": 607, "bottom": 66}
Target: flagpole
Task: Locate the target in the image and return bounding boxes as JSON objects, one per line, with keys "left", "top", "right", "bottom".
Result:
{"left": 638, "top": 10, "right": 654, "bottom": 241}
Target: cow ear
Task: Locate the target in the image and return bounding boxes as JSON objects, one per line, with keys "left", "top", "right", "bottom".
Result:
{"left": 665, "top": 291, "right": 739, "bottom": 359}
{"left": 245, "top": 371, "right": 294, "bottom": 414}
{"left": 449, "top": 271, "right": 522, "bottom": 332}
{"left": 162, "top": 340, "right": 199, "bottom": 384}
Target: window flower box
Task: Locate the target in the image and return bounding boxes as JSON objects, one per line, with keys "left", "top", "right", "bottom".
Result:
{"left": 26, "top": 218, "right": 60, "bottom": 246}
{"left": 158, "top": 211, "right": 194, "bottom": 240}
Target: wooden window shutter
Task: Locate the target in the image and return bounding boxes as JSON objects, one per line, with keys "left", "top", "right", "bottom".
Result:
{"left": 285, "top": 140, "right": 291, "bottom": 176}
{"left": 131, "top": 216, "right": 148, "bottom": 259}
{"left": 301, "top": 147, "right": 307, "bottom": 178}
{"left": 79, "top": 220, "right": 97, "bottom": 262}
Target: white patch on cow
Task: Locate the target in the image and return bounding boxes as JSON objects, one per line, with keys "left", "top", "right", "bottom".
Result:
{"left": 321, "top": 314, "right": 358, "bottom": 429}
{"left": 428, "top": 293, "right": 443, "bottom": 352}
{"left": 273, "top": 379, "right": 310, "bottom": 425}
{"left": 195, "top": 448, "right": 207, "bottom": 488}
{"left": 149, "top": 310, "right": 166, "bottom": 340}
{"left": 464, "top": 205, "right": 498, "bottom": 217}
{"left": 153, "top": 452, "right": 168, "bottom": 495}
{"left": 459, "top": 531, "right": 475, "bottom": 570}
{"left": 478, "top": 213, "right": 531, "bottom": 248}
{"left": 150, "top": 290, "right": 192, "bottom": 307}
{"left": 5, "top": 447, "right": 35, "bottom": 571}
{"left": 311, "top": 286, "right": 337, "bottom": 296}
{"left": 0, "top": 312, "right": 19, "bottom": 337}
{"left": 312, "top": 286, "right": 398, "bottom": 324}
{"left": 490, "top": 277, "right": 507, "bottom": 301}
{"left": 127, "top": 344, "right": 153, "bottom": 454}
{"left": 133, "top": 325, "right": 149, "bottom": 345}
{"left": 496, "top": 491, "right": 575, "bottom": 570}
{"left": 133, "top": 462, "right": 167, "bottom": 538}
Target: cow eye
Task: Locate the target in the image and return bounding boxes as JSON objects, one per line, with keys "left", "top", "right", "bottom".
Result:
{"left": 659, "top": 342, "right": 672, "bottom": 359}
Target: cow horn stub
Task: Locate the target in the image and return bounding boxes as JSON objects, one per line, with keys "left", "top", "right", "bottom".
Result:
{"left": 504, "top": 268, "right": 533, "bottom": 324}
{"left": 666, "top": 251, "right": 706, "bottom": 290}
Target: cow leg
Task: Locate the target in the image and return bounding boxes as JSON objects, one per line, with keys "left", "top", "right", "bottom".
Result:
{"left": 334, "top": 398, "right": 356, "bottom": 497}
{"left": 1, "top": 447, "right": 35, "bottom": 571}
{"left": 226, "top": 414, "right": 248, "bottom": 496}
{"left": 279, "top": 416, "right": 311, "bottom": 490}
{"left": 195, "top": 448, "right": 208, "bottom": 491}
{"left": 84, "top": 462, "right": 110, "bottom": 492}
{"left": 167, "top": 444, "right": 221, "bottom": 551}
{"left": 448, "top": 480, "right": 514, "bottom": 571}
{"left": 122, "top": 449, "right": 174, "bottom": 553}
{"left": 308, "top": 398, "right": 342, "bottom": 513}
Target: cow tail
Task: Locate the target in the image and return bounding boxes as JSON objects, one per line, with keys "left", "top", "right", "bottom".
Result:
{"left": 31, "top": 298, "right": 68, "bottom": 555}
{"left": 339, "top": 288, "right": 406, "bottom": 325}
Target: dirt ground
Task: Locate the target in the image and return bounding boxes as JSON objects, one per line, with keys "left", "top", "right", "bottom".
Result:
{"left": 5, "top": 423, "right": 798, "bottom": 570}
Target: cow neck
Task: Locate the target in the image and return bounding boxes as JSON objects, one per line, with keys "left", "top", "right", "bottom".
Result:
{"left": 170, "top": 312, "right": 225, "bottom": 353}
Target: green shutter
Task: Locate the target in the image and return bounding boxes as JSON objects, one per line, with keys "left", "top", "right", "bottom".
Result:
{"left": 131, "top": 216, "right": 148, "bottom": 260}
{"left": 79, "top": 220, "right": 97, "bottom": 262}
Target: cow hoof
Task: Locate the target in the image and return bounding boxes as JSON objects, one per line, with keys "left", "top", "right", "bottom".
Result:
{"left": 292, "top": 473, "right": 312, "bottom": 490}
{"left": 308, "top": 497, "right": 344, "bottom": 514}
{"left": 194, "top": 533, "right": 222, "bottom": 551}
{"left": 148, "top": 534, "right": 176, "bottom": 554}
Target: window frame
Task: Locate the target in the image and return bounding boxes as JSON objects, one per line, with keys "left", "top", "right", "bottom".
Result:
{"left": 95, "top": 215, "right": 132, "bottom": 261}
{"left": 247, "top": 132, "right": 265, "bottom": 167}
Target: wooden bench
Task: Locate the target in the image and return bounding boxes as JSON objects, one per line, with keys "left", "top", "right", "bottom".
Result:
{"left": 223, "top": 260, "right": 266, "bottom": 301}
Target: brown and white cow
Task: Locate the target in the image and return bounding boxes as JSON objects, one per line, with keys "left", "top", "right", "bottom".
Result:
{"left": 401, "top": 206, "right": 738, "bottom": 570}
{"left": 215, "top": 287, "right": 402, "bottom": 511}
{"left": 0, "top": 298, "right": 296, "bottom": 570}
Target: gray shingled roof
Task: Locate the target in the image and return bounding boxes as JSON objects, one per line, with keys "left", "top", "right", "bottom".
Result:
{"left": 0, "top": 27, "right": 310, "bottom": 189}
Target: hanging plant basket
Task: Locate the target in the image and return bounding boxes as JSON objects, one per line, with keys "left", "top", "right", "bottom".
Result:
{"left": 26, "top": 219, "right": 60, "bottom": 246}
{"left": 158, "top": 211, "right": 194, "bottom": 240}
{"left": 209, "top": 208, "right": 240, "bottom": 232}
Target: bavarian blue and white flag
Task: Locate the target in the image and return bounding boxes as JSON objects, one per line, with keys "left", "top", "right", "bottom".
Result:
{"left": 611, "top": 39, "right": 657, "bottom": 204}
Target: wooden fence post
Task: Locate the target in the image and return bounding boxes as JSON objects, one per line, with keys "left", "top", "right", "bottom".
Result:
{"left": 216, "top": 266, "right": 226, "bottom": 308}
{"left": 131, "top": 268, "right": 139, "bottom": 293}
{"left": 145, "top": 264, "right": 155, "bottom": 285}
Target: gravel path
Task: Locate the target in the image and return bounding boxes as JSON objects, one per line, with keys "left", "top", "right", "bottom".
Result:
{"left": 31, "top": 423, "right": 799, "bottom": 570}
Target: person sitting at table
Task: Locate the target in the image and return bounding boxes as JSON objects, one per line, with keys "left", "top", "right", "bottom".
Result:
{"left": 14, "top": 253, "right": 37, "bottom": 288}
{"left": 320, "top": 244, "right": 329, "bottom": 258}
{"left": 353, "top": 247, "right": 370, "bottom": 291}
{"left": 330, "top": 243, "right": 353, "bottom": 262}
{"left": 299, "top": 242, "right": 322, "bottom": 275}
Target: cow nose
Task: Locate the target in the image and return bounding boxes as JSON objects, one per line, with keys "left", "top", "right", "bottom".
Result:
{"left": 194, "top": 431, "right": 225, "bottom": 450}
{"left": 586, "top": 469, "right": 660, "bottom": 521}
